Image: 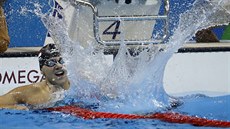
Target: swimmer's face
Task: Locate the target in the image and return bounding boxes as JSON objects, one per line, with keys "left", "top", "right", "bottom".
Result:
{"left": 41, "top": 56, "right": 68, "bottom": 85}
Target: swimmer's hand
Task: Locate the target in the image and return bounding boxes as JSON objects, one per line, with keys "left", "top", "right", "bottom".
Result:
{"left": 0, "top": 105, "right": 29, "bottom": 110}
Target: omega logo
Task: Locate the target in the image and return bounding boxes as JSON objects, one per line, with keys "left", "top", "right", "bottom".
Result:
{"left": 0, "top": 70, "right": 43, "bottom": 85}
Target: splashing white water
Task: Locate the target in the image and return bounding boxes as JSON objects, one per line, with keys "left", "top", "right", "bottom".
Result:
{"left": 36, "top": 0, "right": 230, "bottom": 113}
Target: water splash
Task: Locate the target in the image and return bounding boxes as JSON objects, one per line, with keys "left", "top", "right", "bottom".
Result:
{"left": 38, "top": 0, "right": 230, "bottom": 113}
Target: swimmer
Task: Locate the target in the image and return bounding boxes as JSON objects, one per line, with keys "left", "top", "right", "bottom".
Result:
{"left": 0, "top": 44, "right": 70, "bottom": 110}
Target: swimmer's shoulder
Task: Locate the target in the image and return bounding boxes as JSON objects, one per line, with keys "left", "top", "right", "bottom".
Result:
{"left": 8, "top": 81, "right": 46, "bottom": 94}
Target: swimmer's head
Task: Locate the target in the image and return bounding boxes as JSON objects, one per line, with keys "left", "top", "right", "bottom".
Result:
{"left": 38, "top": 44, "right": 61, "bottom": 70}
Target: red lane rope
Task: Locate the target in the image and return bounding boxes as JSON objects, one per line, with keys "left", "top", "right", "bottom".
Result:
{"left": 46, "top": 105, "right": 230, "bottom": 128}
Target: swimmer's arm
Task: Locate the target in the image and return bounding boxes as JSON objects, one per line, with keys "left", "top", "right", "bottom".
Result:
{"left": 0, "top": 88, "right": 28, "bottom": 110}
{"left": 0, "top": 104, "right": 29, "bottom": 110}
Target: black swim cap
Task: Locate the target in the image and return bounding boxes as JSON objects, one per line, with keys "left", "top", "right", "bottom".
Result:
{"left": 38, "top": 44, "right": 61, "bottom": 69}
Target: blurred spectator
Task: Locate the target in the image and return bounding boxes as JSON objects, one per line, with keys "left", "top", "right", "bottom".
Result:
{"left": 0, "top": 0, "right": 10, "bottom": 53}
{"left": 195, "top": 28, "right": 219, "bottom": 43}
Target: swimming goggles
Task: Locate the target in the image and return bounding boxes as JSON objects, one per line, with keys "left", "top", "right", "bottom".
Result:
{"left": 44, "top": 58, "right": 65, "bottom": 67}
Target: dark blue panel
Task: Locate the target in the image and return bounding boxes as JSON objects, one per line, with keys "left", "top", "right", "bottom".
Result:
{"left": 212, "top": 26, "right": 225, "bottom": 40}
{"left": 153, "top": 0, "right": 195, "bottom": 42}
{"left": 154, "top": 0, "right": 226, "bottom": 41}
{"left": 3, "top": 0, "right": 53, "bottom": 47}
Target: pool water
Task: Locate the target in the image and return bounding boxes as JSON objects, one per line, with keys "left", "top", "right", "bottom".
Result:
{"left": 0, "top": 94, "right": 229, "bottom": 129}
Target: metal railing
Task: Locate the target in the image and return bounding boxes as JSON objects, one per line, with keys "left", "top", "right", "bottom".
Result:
{"left": 70, "top": 0, "right": 170, "bottom": 46}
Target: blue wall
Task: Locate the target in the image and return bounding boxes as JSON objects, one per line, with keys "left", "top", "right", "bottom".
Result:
{"left": 4, "top": 0, "right": 52, "bottom": 47}
{"left": 153, "top": 0, "right": 196, "bottom": 42}
{"left": 155, "top": 0, "right": 228, "bottom": 41}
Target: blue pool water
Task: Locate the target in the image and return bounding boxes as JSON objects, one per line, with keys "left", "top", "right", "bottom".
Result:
{"left": 0, "top": 94, "right": 229, "bottom": 129}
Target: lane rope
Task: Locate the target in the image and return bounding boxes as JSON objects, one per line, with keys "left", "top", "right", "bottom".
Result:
{"left": 46, "top": 105, "right": 230, "bottom": 128}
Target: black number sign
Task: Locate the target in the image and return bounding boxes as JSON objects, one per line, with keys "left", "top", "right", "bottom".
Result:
{"left": 102, "top": 21, "right": 121, "bottom": 39}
